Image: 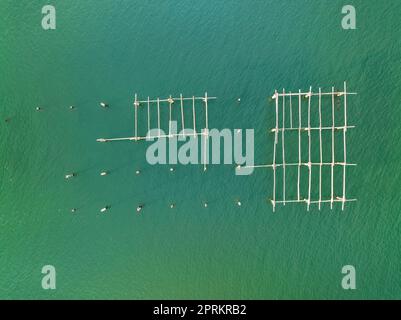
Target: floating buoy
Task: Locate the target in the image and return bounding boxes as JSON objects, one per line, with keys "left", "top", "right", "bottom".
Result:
{"left": 170, "top": 203, "right": 175, "bottom": 209}
{"left": 71, "top": 208, "right": 77, "bottom": 213}
{"left": 35, "top": 107, "right": 42, "bottom": 111}
{"left": 204, "top": 202, "right": 208, "bottom": 208}
{"left": 65, "top": 173, "right": 76, "bottom": 179}
{"left": 100, "top": 171, "right": 108, "bottom": 176}
{"left": 136, "top": 205, "right": 143, "bottom": 213}
{"left": 236, "top": 200, "right": 242, "bottom": 207}
{"left": 100, "top": 206, "right": 110, "bottom": 213}
{"left": 135, "top": 170, "right": 141, "bottom": 175}
{"left": 237, "top": 98, "right": 241, "bottom": 103}
{"left": 100, "top": 102, "right": 108, "bottom": 108}
{"left": 169, "top": 167, "right": 174, "bottom": 172}
{"left": 69, "top": 105, "right": 75, "bottom": 110}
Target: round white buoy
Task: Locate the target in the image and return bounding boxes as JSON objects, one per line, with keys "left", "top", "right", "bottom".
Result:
{"left": 100, "top": 102, "right": 108, "bottom": 108}
{"left": 71, "top": 208, "right": 77, "bottom": 213}
{"left": 36, "top": 107, "right": 42, "bottom": 111}
{"left": 69, "top": 105, "right": 75, "bottom": 110}
{"left": 135, "top": 170, "right": 141, "bottom": 175}
{"left": 204, "top": 202, "right": 208, "bottom": 208}
{"left": 170, "top": 167, "right": 174, "bottom": 172}
{"left": 237, "top": 201, "right": 242, "bottom": 207}
{"left": 170, "top": 204, "right": 175, "bottom": 209}
{"left": 237, "top": 98, "right": 241, "bottom": 103}
{"left": 100, "top": 171, "right": 108, "bottom": 176}
{"left": 136, "top": 205, "right": 143, "bottom": 213}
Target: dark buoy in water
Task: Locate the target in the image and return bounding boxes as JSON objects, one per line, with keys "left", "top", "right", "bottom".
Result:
{"left": 5, "top": 117, "right": 11, "bottom": 123}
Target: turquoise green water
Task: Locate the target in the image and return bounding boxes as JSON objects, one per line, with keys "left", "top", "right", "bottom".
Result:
{"left": 1, "top": 0, "right": 401, "bottom": 299}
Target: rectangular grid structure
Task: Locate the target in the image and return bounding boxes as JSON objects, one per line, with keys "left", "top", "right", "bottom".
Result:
{"left": 132, "top": 93, "right": 216, "bottom": 141}
{"left": 96, "top": 92, "right": 216, "bottom": 171}
{"left": 242, "top": 82, "right": 357, "bottom": 212}
{"left": 97, "top": 92, "right": 216, "bottom": 142}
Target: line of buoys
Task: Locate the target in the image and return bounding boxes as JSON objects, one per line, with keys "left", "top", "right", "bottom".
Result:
{"left": 34, "top": 105, "right": 80, "bottom": 112}
{"left": 69, "top": 198, "right": 356, "bottom": 215}
{"left": 32, "top": 105, "right": 81, "bottom": 112}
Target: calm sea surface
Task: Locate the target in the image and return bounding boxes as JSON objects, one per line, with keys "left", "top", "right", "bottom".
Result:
{"left": 1, "top": 0, "right": 401, "bottom": 299}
